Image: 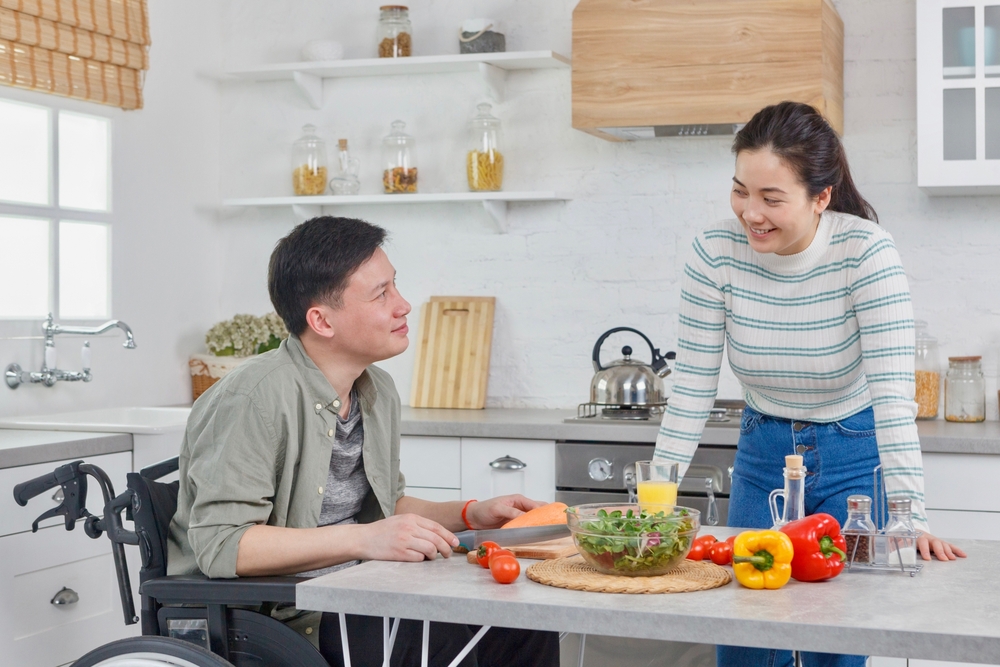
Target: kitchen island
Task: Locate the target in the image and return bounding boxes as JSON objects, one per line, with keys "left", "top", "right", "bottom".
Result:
{"left": 297, "top": 534, "right": 1000, "bottom": 664}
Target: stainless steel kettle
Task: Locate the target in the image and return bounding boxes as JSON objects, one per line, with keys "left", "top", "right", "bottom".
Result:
{"left": 590, "top": 327, "right": 675, "bottom": 407}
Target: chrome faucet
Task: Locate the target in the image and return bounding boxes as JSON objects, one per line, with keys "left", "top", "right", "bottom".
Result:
{"left": 5, "top": 313, "right": 137, "bottom": 389}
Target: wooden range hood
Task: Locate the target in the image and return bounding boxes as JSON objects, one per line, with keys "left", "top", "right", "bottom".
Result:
{"left": 572, "top": 0, "right": 844, "bottom": 141}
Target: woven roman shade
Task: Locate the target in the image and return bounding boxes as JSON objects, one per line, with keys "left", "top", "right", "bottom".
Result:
{"left": 0, "top": 0, "right": 149, "bottom": 110}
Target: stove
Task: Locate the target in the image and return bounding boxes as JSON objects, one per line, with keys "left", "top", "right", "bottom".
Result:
{"left": 563, "top": 399, "right": 745, "bottom": 425}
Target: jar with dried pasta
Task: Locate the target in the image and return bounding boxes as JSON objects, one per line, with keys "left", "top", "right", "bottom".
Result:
{"left": 914, "top": 320, "right": 941, "bottom": 419}
{"left": 378, "top": 5, "right": 412, "bottom": 57}
{"left": 382, "top": 120, "right": 417, "bottom": 194}
{"left": 291, "top": 124, "right": 328, "bottom": 196}
{"left": 467, "top": 102, "right": 503, "bottom": 191}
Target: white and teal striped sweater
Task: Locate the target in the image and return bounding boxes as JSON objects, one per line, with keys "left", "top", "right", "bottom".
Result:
{"left": 653, "top": 210, "right": 928, "bottom": 531}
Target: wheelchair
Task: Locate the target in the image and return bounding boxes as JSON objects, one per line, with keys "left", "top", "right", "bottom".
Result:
{"left": 13, "top": 456, "right": 329, "bottom": 667}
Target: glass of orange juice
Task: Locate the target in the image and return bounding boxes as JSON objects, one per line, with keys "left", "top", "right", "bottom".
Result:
{"left": 635, "top": 460, "right": 679, "bottom": 511}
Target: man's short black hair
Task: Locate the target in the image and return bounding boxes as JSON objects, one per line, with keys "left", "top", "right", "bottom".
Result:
{"left": 268, "top": 216, "right": 387, "bottom": 336}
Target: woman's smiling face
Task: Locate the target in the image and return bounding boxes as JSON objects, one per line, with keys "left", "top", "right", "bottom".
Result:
{"left": 730, "top": 149, "right": 831, "bottom": 256}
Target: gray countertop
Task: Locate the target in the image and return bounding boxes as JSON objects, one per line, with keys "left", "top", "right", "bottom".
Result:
{"left": 0, "top": 430, "right": 132, "bottom": 469}
{"left": 400, "top": 407, "right": 1000, "bottom": 454}
{"left": 297, "top": 532, "right": 1000, "bottom": 663}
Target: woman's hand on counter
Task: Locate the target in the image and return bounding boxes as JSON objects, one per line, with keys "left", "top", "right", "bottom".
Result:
{"left": 918, "top": 532, "right": 967, "bottom": 561}
{"left": 465, "top": 495, "right": 546, "bottom": 530}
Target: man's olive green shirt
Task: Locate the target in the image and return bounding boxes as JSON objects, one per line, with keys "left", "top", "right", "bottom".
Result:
{"left": 167, "top": 334, "right": 406, "bottom": 579}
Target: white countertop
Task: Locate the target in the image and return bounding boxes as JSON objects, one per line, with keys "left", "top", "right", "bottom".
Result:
{"left": 0, "top": 429, "right": 132, "bottom": 469}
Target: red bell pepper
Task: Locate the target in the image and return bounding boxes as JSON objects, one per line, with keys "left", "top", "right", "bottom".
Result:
{"left": 779, "top": 513, "right": 848, "bottom": 582}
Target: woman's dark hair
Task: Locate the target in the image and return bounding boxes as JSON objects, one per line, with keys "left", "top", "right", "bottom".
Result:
{"left": 732, "top": 101, "right": 878, "bottom": 223}
{"left": 268, "top": 216, "right": 387, "bottom": 335}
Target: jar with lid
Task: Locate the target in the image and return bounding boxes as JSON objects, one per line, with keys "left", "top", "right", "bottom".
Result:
{"left": 841, "top": 494, "right": 877, "bottom": 565}
{"left": 378, "top": 5, "right": 411, "bottom": 57}
{"left": 883, "top": 498, "right": 917, "bottom": 568}
{"left": 291, "top": 124, "right": 328, "bottom": 196}
{"left": 382, "top": 120, "right": 417, "bottom": 194}
{"left": 467, "top": 103, "right": 504, "bottom": 191}
{"left": 329, "top": 139, "right": 361, "bottom": 195}
{"left": 945, "top": 356, "right": 985, "bottom": 422}
{"left": 914, "top": 320, "right": 941, "bottom": 419}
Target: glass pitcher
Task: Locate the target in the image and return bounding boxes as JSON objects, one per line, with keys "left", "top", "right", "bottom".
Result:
{"left": 769, "top": 454, "right": 806, "bottom": 530}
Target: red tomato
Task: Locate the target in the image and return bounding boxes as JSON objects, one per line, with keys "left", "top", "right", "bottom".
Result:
{"left": 686, "top": 534, "right": 718, "bottom": 560}
{"left": 489, "top": 548, "right": 515, "bottom": 564}
{"left": 476, "top": 541, "right": 500, "bottom": 568}
{"left": 709, "top": 541, "right": 734, "bottom": 566}
{"left": 490, "top": 555, "right": 521, "bottom": 584}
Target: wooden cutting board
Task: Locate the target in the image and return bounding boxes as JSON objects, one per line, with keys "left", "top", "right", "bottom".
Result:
{"left": 410, "top": 296, "right": 495, "bottom": 409}
{"left": 465, "top": 537, "right": 578, "bottom": 563}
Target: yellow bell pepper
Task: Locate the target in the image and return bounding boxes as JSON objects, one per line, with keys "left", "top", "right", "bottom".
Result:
{"left": 731, "top": 530, "right": 794, "bottom": 590}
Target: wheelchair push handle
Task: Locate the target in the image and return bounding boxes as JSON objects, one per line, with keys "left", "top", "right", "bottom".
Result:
{"left": 13, "top": 461, "right": 79, "bottom": 506}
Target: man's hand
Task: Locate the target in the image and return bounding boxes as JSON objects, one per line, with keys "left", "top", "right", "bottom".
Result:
{"left": 358, "top": 513, "right": 460, "bottom": 562}
{"left": 465, "top": 495, "right": 547, "bottom": 530}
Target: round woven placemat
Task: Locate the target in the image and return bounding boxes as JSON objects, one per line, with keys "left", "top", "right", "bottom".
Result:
{"left": 526, "top": 556, "right": 732, "bottom": 594}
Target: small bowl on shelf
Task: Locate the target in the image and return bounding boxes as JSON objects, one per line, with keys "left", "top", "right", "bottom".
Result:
{"left": 565, "top": 503, "right": 700, "bottom": 577}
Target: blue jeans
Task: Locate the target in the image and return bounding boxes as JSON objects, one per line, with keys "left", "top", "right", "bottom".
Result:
{"left": 717, "top": 406, "right": 878, "bottom": 667}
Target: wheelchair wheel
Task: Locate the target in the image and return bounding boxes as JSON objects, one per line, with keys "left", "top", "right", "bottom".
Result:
{"left": 72, "top": 636, "right": 234, "bottom": 667}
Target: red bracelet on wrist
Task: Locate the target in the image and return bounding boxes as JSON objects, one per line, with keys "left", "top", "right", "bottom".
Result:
{"left": 461, "top": 499, "right": 478, "bottom": 530}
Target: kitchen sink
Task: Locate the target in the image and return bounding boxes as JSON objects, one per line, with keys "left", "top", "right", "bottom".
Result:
{"left": 0, "top": 407, "right": 191, "bottom": 434}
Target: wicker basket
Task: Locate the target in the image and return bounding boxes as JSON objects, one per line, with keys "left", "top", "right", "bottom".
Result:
{"left": 189, "top": 354, "right": 250, "bottom": 401}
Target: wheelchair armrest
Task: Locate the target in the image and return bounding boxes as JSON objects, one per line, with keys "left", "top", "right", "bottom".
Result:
{"left": 141, "top": 574, "right": 308, "bottom": 606}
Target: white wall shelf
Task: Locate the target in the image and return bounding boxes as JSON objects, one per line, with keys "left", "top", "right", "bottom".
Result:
{"left": 227, "top": 50, "right": 571, "bottom": 107}
{"left": 222, "top": 192, "right": 570, "bottom": 232}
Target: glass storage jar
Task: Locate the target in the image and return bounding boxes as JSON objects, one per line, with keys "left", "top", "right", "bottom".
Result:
{"left": 945, "top": 356, "right": 985, "bottom": 422}
{"left": 914, "top": 320, "right": 941, "bottom": 419}
{"left": 329, "top": 138, "right": 361, "bottom": 195}
{"left": 291, "top": 124, "right": 328, "bottom": 196}
{"left": 467, "top": 103, "right": 504, "bottom": 191}
{"left": 378, "top": 5, "right": 412, "bottom": 58}
{"left": 382, "top": 120, "right": 417, "bottom": 193}
{"left": 842, "top": 494, "right": 877, "bottom": 565}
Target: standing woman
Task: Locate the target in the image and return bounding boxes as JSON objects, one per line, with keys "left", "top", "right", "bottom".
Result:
{"left": 653, "top": 101, "right": 965, "bottom": 667}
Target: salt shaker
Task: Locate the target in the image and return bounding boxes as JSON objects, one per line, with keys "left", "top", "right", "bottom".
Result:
{"left": 884, "top": 498, "right": 917, "bottom": 568}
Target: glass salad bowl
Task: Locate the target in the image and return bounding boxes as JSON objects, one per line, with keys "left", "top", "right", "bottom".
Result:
{"left": 565, "top": 503, "right": 700, "bottom": 576}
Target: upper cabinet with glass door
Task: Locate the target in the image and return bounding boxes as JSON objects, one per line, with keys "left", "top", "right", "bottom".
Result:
{"left": 918, "top": 1, "right": 1000, "bottom": 193}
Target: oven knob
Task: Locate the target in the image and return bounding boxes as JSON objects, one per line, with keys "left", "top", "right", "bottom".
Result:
{"left": 587, "top": 458, "right": 613, "bottom": 482}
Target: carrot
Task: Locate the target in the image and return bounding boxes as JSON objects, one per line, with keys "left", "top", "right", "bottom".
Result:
{"left": 501, "top": 502, "right": 569, "bottom": 529}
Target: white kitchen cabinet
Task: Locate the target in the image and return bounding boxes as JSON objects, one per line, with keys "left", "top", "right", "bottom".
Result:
{"left": 401, "top": 435, "right": 557, "bottom": 504}
{"left": 917, "top": 1, "right": 1000, "bottom": 193}
{"left": 923, "top": 451, "right": 1000, "bottom": 539}
{"left": 461, "top": 438, "right": 555, "bottom": 503}
{"left": 400, "top": 435, "right": 462, "bottom": 502}
{"left": 0, "top": 451, "right": 135, "bottom": 666}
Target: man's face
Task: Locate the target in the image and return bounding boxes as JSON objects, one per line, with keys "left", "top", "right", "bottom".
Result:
{"left": 326, "top": 247, "right": 411, "bottom": 364}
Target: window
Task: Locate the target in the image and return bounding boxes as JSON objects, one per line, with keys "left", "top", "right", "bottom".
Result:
{"left": 0, "top": 97, "right": 112, "bottom": 320}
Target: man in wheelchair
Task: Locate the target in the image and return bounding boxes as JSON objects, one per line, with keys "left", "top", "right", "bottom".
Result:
{"left": 167, "top": 216, "right": 559, "bottom": 667}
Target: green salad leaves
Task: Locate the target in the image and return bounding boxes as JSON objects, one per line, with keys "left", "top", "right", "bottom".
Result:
{"left": 575, "top": 508, "right": 697, "bottom": 573}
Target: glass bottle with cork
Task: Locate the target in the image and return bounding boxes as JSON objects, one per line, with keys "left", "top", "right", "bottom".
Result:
{"left": 914, "top": 320, "right": 941, "bottom": 419}
{"left": 291, "top": 124, "right": 328, "bottom": 196}
{"left": 944, "top": 356, "right": 985, "bottom": 422}
{"left": 467, "top": 103, "right": 504, "bottom": 191}
{"left": 378, "top": 6, "right": 412, "bottom": 58}
{"left": 329, "top": 138, "right": 360, "bottom": 195}
{"left": 768, "top": 454, "right": 806, "bottom": 530}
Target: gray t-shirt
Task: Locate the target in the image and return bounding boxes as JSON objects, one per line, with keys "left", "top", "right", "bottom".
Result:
{"left": 298, "top": 390, "right": 372, "bottom": 577}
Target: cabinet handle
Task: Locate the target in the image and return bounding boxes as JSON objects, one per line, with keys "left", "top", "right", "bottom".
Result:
{"left": 50, "top": 587, "right": 79, "bottom": 606}
{"left": 489, "top": 455, "right": 526, "bottom": 471}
